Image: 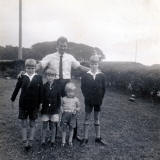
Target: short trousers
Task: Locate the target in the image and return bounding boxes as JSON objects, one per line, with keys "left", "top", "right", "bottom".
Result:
{"left": 60, "top": 112, "right": 76, "bottom": 131}
{"left": 18, "top": 108, "right": 38, "bottom": 120}
{"left": 41, "top": 114, "right": 59, "bottom": 122}
{"left": 85, "top": 103, "right": 101, "bottom": 113}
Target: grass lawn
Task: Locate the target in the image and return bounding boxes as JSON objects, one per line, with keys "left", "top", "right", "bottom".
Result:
{"left": 0, "top": 78, "right": 160, "bottom": 160}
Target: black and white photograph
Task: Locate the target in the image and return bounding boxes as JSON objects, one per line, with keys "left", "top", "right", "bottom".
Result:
{"left": 0, "top": 0, "right": 160, "bottom": 159}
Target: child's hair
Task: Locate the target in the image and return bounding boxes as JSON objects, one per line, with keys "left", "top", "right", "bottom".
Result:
{"left": 45, "top": 69, "right": 57, "bottom": 76}
{"left": 89, "top": 55, "right": 100, "bottom": 64}
{"left": 25, "top": 59, "right": 36, "bottom": 67}
{"left": 65, "top": 82, "right": 76, "bottom": 92}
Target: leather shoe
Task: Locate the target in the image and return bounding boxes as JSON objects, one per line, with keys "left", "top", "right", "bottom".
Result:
{"left": 80, "top": 139, "right": 88, "bottom": 147}
{"left": 95, "top": 137, "right": 106, "bottom": 146}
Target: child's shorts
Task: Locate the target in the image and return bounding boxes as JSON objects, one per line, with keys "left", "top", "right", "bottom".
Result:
{"left": 41, "top": 114, "right": 59, "bottom": 122}
{"left": 85, "top": 104, "right": 101, "bottom": 113}
{"left": 18, "top": 108, "right": 38, "bottom": 120}
{"left": 60, "top": 112, "right": 76, "bottom": 131}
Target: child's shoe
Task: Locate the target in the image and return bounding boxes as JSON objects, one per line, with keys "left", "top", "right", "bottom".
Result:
{"left": 28, "top": 140, "right": 33, "bottom": 149}
{"left": 51, "top": 141, "right": 55, "bottom": 147}
{"left": 68, "top": 142, "right": 73, "bottom": 147}
{"left": 95, "top": 137, "right": 106, "bottom": 146}
{"left": 23, "top": 140, "right": 29, "bottom": 151}
{"left": 41, "top": 141, "right": 46, "bottom": 147}
{"left": 61, "top": 143, "right": 65, "bottom": 147}
{"left": 80, "top": 139, "right": 88, "bottom": 147}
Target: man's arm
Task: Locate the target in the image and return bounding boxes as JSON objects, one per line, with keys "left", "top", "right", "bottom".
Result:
{"left": 78, "top": 65, "right": 90, "bottom": 72}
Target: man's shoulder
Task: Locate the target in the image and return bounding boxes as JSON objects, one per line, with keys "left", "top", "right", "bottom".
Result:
{"left": 64, "top": 53, "right": 76, "bottom": 59}
{"left": 42, "top": 52, "right": 58, "bottom": 59}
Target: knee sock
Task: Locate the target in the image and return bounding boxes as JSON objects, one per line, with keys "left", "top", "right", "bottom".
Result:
{"left": 21, "top": 120, "right": 27, "bottom": 141}
{"left": 84, "top": 124, "right": 89, "bottom": 140}
{"left": 62, "top": 131, "right": 66, "bottom": 144}
{"left": 50, "top": 122, "right": 56, "bottom": 143}
{"left": 95, "top": 124, "right": 100, "bottom": 138}
{"left": 42, "top": 121, "right": 48, "bottom": 143}
{"left": 29, "top": 127, "right": 35, "bottom": 141}
{"left": 29, "top": 120, "right": 36, "bottom": 141}
{"left": 22, "top": 128, "right": 27, "bottom": 141}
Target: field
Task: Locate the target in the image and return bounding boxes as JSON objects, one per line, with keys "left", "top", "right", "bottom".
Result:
{"left": 0, "top": 78, "right": 160, "bottom": 160}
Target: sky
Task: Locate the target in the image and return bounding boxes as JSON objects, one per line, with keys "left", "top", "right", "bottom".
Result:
{"left": 0, "top": 0, "right": 160, "bottom": 65}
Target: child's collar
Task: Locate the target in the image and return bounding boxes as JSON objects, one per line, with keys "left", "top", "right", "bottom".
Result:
{"left": 24, "top": 72, "right": 37, "bottom": 77}
{"left": 87, "top": 69, "right": 101, "bottom": 75}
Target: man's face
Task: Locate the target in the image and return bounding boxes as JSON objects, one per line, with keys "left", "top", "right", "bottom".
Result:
{"left": 57, "top": 41, "right": 68, "bottom": 54}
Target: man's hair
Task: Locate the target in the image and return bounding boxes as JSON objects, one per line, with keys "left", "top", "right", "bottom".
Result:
{"left": 57, "top": 36, "right": 68, "bottom": 45}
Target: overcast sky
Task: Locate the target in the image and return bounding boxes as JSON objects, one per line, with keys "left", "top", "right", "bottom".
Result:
{"left": 0, "top": 0, "right": 160, "bottom": 65}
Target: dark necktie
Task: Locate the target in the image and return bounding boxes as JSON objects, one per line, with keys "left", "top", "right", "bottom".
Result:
{"left": 59, "top": 54, "right": 63, "bottom": 79}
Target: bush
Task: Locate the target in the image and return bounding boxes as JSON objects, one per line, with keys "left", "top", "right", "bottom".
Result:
{"left": 0, "top": 60, "right": 24, "bottom": 78}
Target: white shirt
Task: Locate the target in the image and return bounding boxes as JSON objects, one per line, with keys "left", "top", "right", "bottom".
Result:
{"left": 40, "top": 52, "right": 80, "bottom": 79}
{"left": 24, "top": 73, "right": 37, "bottom": 81}
{"left": 87, "top": 70, "right": 102, "bottom": 80}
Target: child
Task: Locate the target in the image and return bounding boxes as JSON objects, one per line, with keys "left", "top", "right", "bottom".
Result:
{"left": 80, "top": 55, "right": 106, "bottom": 146}
{"left": 60, "top": 82, "right": 80, "bottom": 147}
{"left": 11, "top": 59, "right": 43, "bottom": 150}
{"left": 41, "top": 69, "right": 61, "bottom": 146}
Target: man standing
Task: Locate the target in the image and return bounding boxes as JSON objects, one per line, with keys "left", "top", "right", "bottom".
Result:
{"left": 38, "top": 37, "right": 88, "bottom": 96}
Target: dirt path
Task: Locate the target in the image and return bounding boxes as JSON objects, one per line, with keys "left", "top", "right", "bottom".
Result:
{"left": 0, "top": 78, "right": 160, "bottom": 160}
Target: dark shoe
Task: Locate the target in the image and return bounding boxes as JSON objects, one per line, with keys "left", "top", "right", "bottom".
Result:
{"left": 41, "top": 141, "right": 46, "bottom": 147}
{"left": 95, "top": 137, "right": 106, "bottom": 146}
{"left": 28, "top": 140, "right": 33, "bottom": 149}
{"left": 61, "top": 143, "right": 66, "bottom": 147}
{"left": 23, "top": 140, "right": 29, "bottom": 151}
{"left": 80, "top": 139, "right": 88, "bottom": 147}
{"left": 51, "top": 142, "right": 55, "bottom": 147}
{"left": 75, "top": 136, "right": 82, "bottom": 142}
{"left": 68, "top": 142, "right": 73, "bottom": 147}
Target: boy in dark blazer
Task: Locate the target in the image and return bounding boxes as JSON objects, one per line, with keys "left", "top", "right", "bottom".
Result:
{"left": 11, "top": 59, "right": 43, "bottom": 150}
{"left": 41, "top": 69, "right": 61, "bottom": 146}
{"left": 80, "top": 55, "right": 106, "bottom": 146}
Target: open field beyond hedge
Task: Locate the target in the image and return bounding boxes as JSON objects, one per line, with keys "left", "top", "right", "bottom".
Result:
{"left": 0, "top": 78, "right": 160, "bottom": 160}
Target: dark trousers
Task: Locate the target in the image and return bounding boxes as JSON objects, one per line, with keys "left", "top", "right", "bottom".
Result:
{"left": 57, "top": 79, "right": 70, "bottom": 97}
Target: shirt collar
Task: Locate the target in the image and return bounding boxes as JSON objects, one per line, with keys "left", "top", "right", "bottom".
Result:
{"left": 87, "top": 70, "right": 101, "bottom": 79}
{"left": 57, "top": 52, "right": 67, "bottom": 57}
{"left": 87, "top": 70, "right": 101, "bottom": 76}
{"left": 24, "top": 72, "right": 37, "bottom": 81}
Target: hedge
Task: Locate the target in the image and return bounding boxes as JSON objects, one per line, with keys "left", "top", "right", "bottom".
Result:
{"left": 0, "top": 60, "right": 160, "bottom": 99}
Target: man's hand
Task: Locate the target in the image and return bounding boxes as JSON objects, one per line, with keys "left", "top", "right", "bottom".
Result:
{"left": 17, "top": 71, "right": 25, "bottom": 78}
{"left": 79, "top": 65, "right": 90, "bottom": 72}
